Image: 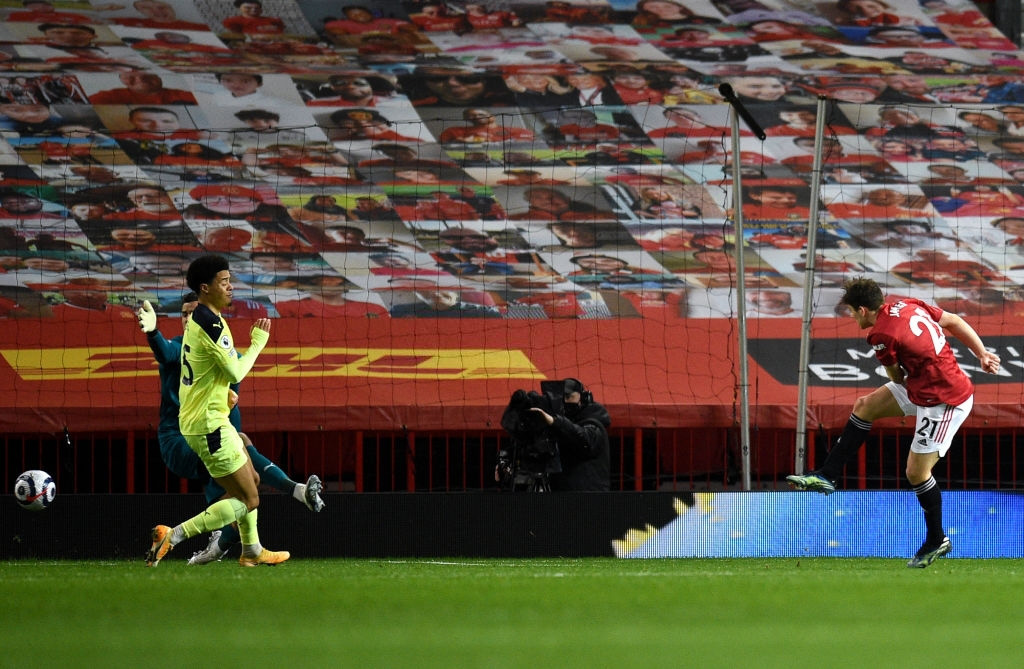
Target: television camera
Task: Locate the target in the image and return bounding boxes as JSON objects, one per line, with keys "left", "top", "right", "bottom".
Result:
{"left": 497, "top": 381, "right": 566, "bottom": 492}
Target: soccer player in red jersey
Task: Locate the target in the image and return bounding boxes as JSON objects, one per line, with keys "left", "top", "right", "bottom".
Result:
{"left": 788, "top": 277, "right": 1001, "bottom": 567}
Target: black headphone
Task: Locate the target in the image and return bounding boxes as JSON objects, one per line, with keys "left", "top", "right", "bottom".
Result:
{"left": 564, "top": 377, "right": 592, "bottom": 406}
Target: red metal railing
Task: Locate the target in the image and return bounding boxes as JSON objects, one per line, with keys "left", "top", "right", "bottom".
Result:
{"left": 3, "top": 427, "right": 1021, "bottom": 494}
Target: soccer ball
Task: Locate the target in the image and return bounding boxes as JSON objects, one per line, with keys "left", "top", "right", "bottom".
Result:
{"left": 13, "top": 470, "right": 56, "bottom": 511}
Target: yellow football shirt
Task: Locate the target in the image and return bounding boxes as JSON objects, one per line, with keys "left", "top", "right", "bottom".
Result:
{"left": 179, "top": 304, "right": 269, "bottom": 436}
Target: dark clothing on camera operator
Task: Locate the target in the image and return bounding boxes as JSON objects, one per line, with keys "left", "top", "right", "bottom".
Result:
{"left": 499, "top": 378, "right": 611, "bottom": 491}
{"left": 548, "top": 389, "right": 611, "bottom": 492}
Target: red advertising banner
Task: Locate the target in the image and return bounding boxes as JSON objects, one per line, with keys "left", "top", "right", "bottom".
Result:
{"left": 3, "top": 315, "right": 1022, "bottom": 434}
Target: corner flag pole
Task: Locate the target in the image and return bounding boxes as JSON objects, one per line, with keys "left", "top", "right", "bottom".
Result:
{"left": 794, "top": 96, "right": 829, "bottom": 475}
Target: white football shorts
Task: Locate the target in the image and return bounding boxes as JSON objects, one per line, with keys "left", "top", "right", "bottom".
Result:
{"left": 885, "top": 381, "right": 973, "bottom": 458}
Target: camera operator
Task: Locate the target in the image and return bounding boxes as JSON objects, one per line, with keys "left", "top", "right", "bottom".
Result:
{"left": 497, "top": 378, "right": 611, "bottom": 491}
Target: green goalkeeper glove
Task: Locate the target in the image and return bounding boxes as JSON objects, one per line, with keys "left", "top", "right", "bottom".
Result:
{"left": 137, "top": 300, "right": 157, "bottom": 333}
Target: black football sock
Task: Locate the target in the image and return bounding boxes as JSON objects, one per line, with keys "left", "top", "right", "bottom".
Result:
{"left": 817, "top": 414, "right": 872, "bottom": 482}
{"left": 913, "top": 476, "right": 944, "bottom": 546}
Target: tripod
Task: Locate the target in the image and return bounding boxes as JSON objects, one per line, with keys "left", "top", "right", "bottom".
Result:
{"left": 511, "top": 470, "right": 551, "bottom": 492}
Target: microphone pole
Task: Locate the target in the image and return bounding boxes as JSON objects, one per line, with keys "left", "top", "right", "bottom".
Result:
{"left": 718, "top": 83, "right": 767, "bottom": 141}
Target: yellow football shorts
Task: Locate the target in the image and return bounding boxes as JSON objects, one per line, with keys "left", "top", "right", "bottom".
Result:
{"left": 184, "top": 425, "right": 247, "bottom": 479}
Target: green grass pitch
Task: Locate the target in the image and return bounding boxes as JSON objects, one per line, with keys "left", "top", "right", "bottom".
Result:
{"left": 2, "top": 558, "right": 1021, "bottom": 668}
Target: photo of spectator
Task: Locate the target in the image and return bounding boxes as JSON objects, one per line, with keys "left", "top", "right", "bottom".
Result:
{"left": 606, "top": 69, "right": 663, "bottom": 105}
{"left": 631, "top": 0, "right": 724, "bottom": 28}
{"left": 320, "top": 4, "right": 414, "bottom": 40}
{"left": 433, "top": 107, "right": 534, "bottom": 146}
{"left": 630, "top": 225, "right": 727, "bottom": 252}
{"left": 746, "top": 288, "right": 797, "bottom": 316}
{"left": 506, "top": 186, "right": 618, "bottom": 222}
{"left": 955, "top": 109, "right": 1005, "bottom": 135}
{"left": 93, "top": 184, "right": 181, "bottom": 225}
{"left": 493, "top": 169, "right": 572, "bottom": 186}
{"left": 221, "top": 0, "right": 286, "bottom": 38}
{"left": 221, "top": 108, "right": 317, "bottom": 150}
{"left": 0, "top": 189, "right": 64, "bottom": 223}
{"left": 354, "top": 143, "right": 457, "bottom": 170}
{"left": 720, "top": 75, "right": 793, "bottom": 104}
{"left": 930, "top": 184, "right": 1024, "bottom": 218}
{"left": 298, "top": 72, "right": 402, "bottom": 107}
{"left": 747, "top": 222, "right": 851, "bottom": 250}
{"left": 327, "top": 108, "right": 425, "bottom": 144}
{"left": 111, "top": 0, "right": 211, "bottom": 31}
{"left": 400, "top": 66, "right": 514, "bottom": 107}
{"left": 826, "top": 186, "right": 937, "bottom": 219}
{"left": 389, "top": 286, "right": 502, "bottom": 318}
{"left": 634, "top": 186, "right": 703, "bottom": 219}
{"left": 272, "top": 275, "right": 389, "bottom": 319}
{"left": 192, "top": 72, "right": 303, "bottom": 107}
{"left": 535, "top": 220, "right": 637, "bottom": 251}
{"left": 407, "top": 3, "right": 469, "bottom": 32}
{"left": 182, "top": 184, "right": 311, "bottom": 253}
{"left": 890, "top": 248, "right": 1010, "bottom": 288}
{"left": 242, "top": 141, "right": 350, "bottom": 172}
{"left": 152, "top": 141, "right": 243, "bottom": 169}
{"left": 349, "top": 196, "right": 401, "bottom": 222}
{"left": 854, "top": 219, "right": 960, "bottom": 248}
{"left": 285, "top": 194, "right": 351, "bottom": 229}
{"left": 425, "top": 224, "right": 528, "bottom": 258}
{"left": 503, "top": 71, "right": 579, "bottom": 109}
{"left": 741, "top": 183, "right": 812, "bottom": 221}
{"left": 566, "top": 252, "right": 680, "bottom": 289}
{"left": 646, "top": 106, "right": 737, "bottom": 139}
{"left": 560, "top": 71, "right": 623, "bottom": 106}
{"left": 544, "top": 108, "right": 621, "bottom": 145}
{"left": 106, "top": 106, "right": 207, "bottom": 163}
{"left": 764, "top": 106, "right": 857, "bottom": 137}
{"left": 832, "top": 0, "right": 925, "bottom": 27}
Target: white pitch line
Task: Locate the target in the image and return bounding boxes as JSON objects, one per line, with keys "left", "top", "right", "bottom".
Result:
{"left": 382, "top": 560, "right": 489, "bottom": 566}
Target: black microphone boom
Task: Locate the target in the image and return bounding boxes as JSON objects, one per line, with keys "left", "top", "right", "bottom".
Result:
{"left": 718, "top": 83, "right": 767, "bottom": 141}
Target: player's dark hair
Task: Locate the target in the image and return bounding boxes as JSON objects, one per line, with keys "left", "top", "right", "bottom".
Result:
{"left": 992, "top": 137, "right": 1024, "bottom": 149}
{"left": 183, "top": 291, "right": 198, "bottom": 302}
{"left": 330, "top": 108, "right": 388, "bottom": 124}
{"left": 839, "top": 277, "right": 884, "bottom": 311}
{"left": 569, "top": 253, "right": 623, "bottom": 266}
{"left": 39, "top": 23, "right": 95, "bottom": 33}
{"left": 235, "top": 109, "right": 279, "bottom": 121}
{"left": 186, "top": 255, "right": 229, "bottom": 294}
{"left": 328, "top": 74, "right": 394, "bottom": 95}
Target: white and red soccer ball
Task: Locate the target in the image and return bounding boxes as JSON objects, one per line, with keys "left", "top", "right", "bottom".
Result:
{"left": 13, "top": 470, "right": 56, "bottom": 511}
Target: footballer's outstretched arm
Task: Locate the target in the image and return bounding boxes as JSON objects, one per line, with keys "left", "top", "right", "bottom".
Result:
{"left": 191, "top": 308, "right": 271, "bottom": 384}
{"left": 938, "top": 311, "right": 1001, "bottom": 374}
{"left": 218, "top": 321, "right": 270, "bottom": 384}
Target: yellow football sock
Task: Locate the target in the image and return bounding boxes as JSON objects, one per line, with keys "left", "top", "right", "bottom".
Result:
{"left": 237, "top": 507, "right": 259, "bottom": 547}
{"left": 181, "top": 498, "right": 248, "bottom": 539}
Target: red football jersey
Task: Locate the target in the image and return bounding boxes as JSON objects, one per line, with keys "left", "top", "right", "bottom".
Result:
{"left": 868, "top": 298, "right": 974, "bottom": 407}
